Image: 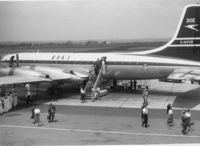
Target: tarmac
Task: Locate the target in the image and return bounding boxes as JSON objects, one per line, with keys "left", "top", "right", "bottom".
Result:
{"left": 1, "top": 79, "right": 200, "bottom": 145}
{"left": 42, "top": 80, "right": 200, "bottom": 110}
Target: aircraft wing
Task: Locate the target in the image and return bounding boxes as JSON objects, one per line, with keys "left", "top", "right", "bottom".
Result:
{"left": 0, "top": 75, "right": 51, "bottom": 86}
{"left": 166, "top": 69, "right": 200, "bottom": 82}
{"left": 0, "top": 66, "right": 89, "bottom": 87}
{"left": 20, "top": 66, "right": 89, "bottom": 83}
{"left": 0, "top": 65, "right": 90, "bottom": 87}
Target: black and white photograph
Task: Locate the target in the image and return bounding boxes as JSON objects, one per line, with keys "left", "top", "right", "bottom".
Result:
{"left": 0, "top": 0, "right": 200, "bottom": 145}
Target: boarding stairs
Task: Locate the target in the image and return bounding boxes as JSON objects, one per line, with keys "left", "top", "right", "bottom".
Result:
{"left": 84, "top": 71, "right": 97, "bottom": 96}
{"left": 84, "top": 57, "right": 109, "bottom": 100}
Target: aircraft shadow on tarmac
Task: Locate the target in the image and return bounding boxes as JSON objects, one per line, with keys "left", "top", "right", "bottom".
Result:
{"left": 9, "top": 85, "right": 200, "bottom": 112}
{"left": 113, "top": 88, "right": 181, "bottom": 96}
{"left": 113, "top": 87, "right": 200, "bottom": 109}
{"left": 172, "top": 87, "right": 200, "bottom": 109}
{"left": 148, "top": 87, "right": 200, "bottom": 109}
{"left": 148, "top": 90, "right": 181, "bottom": 96}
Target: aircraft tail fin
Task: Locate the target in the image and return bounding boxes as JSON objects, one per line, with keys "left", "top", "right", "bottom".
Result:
{"left": 175, "top": 4, "right": 200, "bottom": 39}
{"left": 134, "top": 4, "right": 200, "bottom": 61}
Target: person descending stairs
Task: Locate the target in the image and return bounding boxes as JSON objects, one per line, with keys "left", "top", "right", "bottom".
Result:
{"left": 84, "top": 57, "right": 108, "bottom": 101}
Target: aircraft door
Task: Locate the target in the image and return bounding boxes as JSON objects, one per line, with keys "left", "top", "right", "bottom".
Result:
{"left": 101, "top": 57, "right": 107, "bottom": 74}
{"left": 16, "top": 54, "right": 19, "bottom": 67}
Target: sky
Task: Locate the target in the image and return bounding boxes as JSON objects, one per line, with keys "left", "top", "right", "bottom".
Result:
{"left": 0, "top": 0, "right": 199, "bottom": 42}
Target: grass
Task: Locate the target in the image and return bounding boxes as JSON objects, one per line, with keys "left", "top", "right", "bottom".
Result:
{"left": 0, "top": 41, "right": 166, "bottom": 54}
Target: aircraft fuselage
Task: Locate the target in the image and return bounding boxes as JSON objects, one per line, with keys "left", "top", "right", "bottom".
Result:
{"left": 2, "top": 52, "right": 200, "bottom": 80}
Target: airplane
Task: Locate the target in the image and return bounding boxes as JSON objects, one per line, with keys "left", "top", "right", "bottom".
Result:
{"left": 0, "top": 4, "right": 200, "bottom": 93}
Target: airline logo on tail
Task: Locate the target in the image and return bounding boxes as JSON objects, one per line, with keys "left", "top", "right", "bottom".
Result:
{"left": 175, "top": 5, "right": 200, "bottom": 38}
{"left": 185, "top": 18, "right": 199, "bottom": 32}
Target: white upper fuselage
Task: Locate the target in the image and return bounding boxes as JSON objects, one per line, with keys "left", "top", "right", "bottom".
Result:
{"left": 2, "top": 52, "right": 200, "bottom": 80}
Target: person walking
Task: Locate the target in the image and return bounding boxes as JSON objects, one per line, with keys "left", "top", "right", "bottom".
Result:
{"left": 48, "top": 104, "right": 53, "bottom": 122}
{"left": 185, "top": 109, "right": 194, "bottom": 132}
{"left": 13, "top": 90, "right": 18, "bottom": 107}
{"left": 181, "top": 110, "right": 187, "bottom": 134}
{"left": 25, "top": 84, "right": 33, "bottom": 105}
{"left": 34, "top": 106, "right": 41, "bottom": 126}
{"left": 142, "top": 105, "right": 149, "bottom": 127}
{"left": 141, "top": 104, "right": 145, "bottom": 122}
{"left": 52, "top": 104, "right": 56, "bottom": 122}
{"left": 166, "top": 104, "right": 174, "bottom": 126}
{"left": 80, "top": 87, "right": 86, "bottom": 103}
{"left": 166, "top": 104, "right": 171, "bottom": 114}
{"left": 101, "top": 57, "right": 106, "bottom": 74}
{"left": 94, "top": 59, "right": 101, "bottom": 76}
{"left": 142, "top": 86, "right": 149, "bottom": 105}
{"left": 48, "top": 103, "right": 56, "bottom": 122}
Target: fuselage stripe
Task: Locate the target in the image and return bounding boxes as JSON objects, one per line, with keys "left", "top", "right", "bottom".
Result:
{"left": 2, "top": 60, "right": 200, "bottom": 68}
